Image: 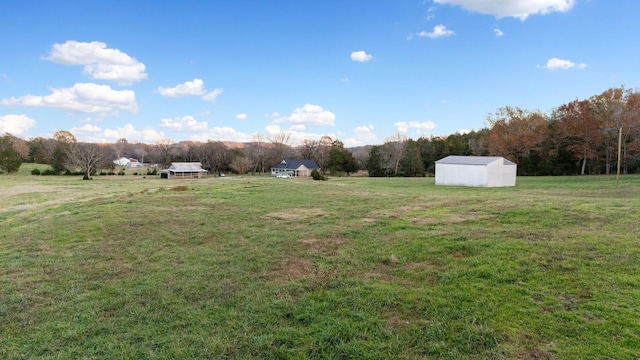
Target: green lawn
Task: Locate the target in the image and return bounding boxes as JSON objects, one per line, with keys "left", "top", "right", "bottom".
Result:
{"left": 1, "top": 169, "right": 639, "bottom": 359}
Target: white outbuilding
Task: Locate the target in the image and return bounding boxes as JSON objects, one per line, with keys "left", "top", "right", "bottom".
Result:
{"left": 435, "top": 156, "right": 517, "bottom": 187}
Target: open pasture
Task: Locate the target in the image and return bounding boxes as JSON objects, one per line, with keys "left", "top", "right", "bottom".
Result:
{"left": 1, "top": 170, "right": 640, "bottom": 359}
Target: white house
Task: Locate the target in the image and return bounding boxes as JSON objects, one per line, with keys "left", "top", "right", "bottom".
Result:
{"left": 113, "top": 157, "right": 143, "bottom": 167}
{"left": 435, "top": 156, "right": 517, "bottom": 187}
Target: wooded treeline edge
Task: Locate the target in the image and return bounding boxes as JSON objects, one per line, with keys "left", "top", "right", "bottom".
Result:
{"left": 1, "top": 86, "right": 639, "bottom": 177}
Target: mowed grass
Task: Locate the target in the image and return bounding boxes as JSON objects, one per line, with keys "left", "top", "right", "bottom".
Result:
{"left": 1, "top": 169, "right": 640, "bottom": 359}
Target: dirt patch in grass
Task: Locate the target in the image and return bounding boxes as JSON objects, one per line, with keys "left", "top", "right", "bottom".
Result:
{"left": 518, "top": 347, "right": 557, "bottom": 360}
{"left": 2, "top": 185, "right": 64, "bottom": 196}
{"left": 264, "top": 208, "right": 326, "bottom": 221}
{"left": 408, "top": 212, "right": 495, "bottom": 225}
{"left": 403, "top": 261, "right": 440, "bottom": 270}
{"left": 361, "top": 267, "right": 398, "bottom": 283}
{"left": 386, "top": 316, "right": 411, "bottom": 329}
{"left": 271, "top": 256, "right": 316, "bottom": 284}
{"left": 362, "top": 206, "right": 419, "bottom": 222}
{"left": 299, "top": 237, "right": 346, "bottom": 255}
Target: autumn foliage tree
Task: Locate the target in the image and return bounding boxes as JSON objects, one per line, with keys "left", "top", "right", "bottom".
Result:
{"left": 554, "top": 99, "right": 602, "bottom": 175}
{"left": 486, "top": 106, "right": 549, "bottom": 171}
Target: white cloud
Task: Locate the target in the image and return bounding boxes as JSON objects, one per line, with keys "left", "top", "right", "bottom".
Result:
{"left": 290, "top": 124, "right": 308, "bottom": 132}
{"left": 494, "top": 28, "right": 504, "bottom": 37}
{"left": 159, "top": 115, "right": 208, "bottom": 132}
{"left": 273, "top": 104, "right": 336, "bottom": 126}
{"left": 395, "top": 120, "right": 437, "bottom": 134}
{"left": 46, "top": 40, "right": 147, "bottom": 85}
{"left": 70, "top": 123, "right": 165, "bottom": 143}
{"left": 0, "top": 114, "right": 36, "bottom": 135}
{"left": 202, "top": 88, "right": 223, "bottom": 102}
{"left": 1, "top": 73, "right": 7, "bottom": 81}
{"left": 158, "top": 79, "right": 206, "bottom": 97}
{"left": 189, "top": 127, "right": 253, "bottom": 143}
{"left": 158, "top": 78, "right": 223, "bottom": 101}
{"left": 417, "top": 24, "right": 455, "bottom": 38}
{"left": 235, "top": 113, "right": 248, "bottom": 120}
{"left": 433, "top": 0, "right": 575, "bottom": 20}
{"left": 263, "top": 124, "right": 337, "bottom": 145}
{"left": 351, "top": 51, "right": 373, "bottom": 62}
{"left": 543, "top": 57, "right": 587, "bottom": 70}
{"left": 1, "top": 83, "right": 137, "bottom": 115}
{"left": 265, "top": 124, "right": 281, "bottom": 135}
{"left": 343, "top": 125, "right": 377, "bottom": 147}
{"left": 70, "top": 123, "right": 101, "bottom": 135}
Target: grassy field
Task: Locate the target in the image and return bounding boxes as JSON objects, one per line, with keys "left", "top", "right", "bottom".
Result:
{"left": 1, "top": 166, "right": 640, "bottom": 359}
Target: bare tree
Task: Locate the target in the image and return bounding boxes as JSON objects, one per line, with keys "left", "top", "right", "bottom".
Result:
{"left": 155, "top": 138, "right": 175, "bottom": 168}
{"left": 67, "top": 142, "right": 109, "bottom": 179}
{"left": 316, "top": 136, "right": 333, "bottom": 174}
{"left": 230, "top": 155, "right": 251, "bottom": 175}
{"left": 200, "top": 141, "right": 230, "bottom": 174}
{"left": 299, "top": 139, "right": 320, "bottom": 160}
{"left": 383, "top": 133, "right": 408, "bottom": 175}
{"left": 269, "top": 132, "right": 293, "bottom": 164}
{"left": 133, "top": 145, "right": 147, "bottom": 164}
{"left": 114, "top": 138, "right": 129, "bottom": 158}
{"left": 246, "top": 133, "right": 269, "bottom": 174}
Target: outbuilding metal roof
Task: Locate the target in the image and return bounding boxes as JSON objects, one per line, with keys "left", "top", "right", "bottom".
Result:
{"left": 167, "top": 162, "right": 208, "bottom": 172}
{"left": 435, "top": 156, "right": 516, "bottom": 166}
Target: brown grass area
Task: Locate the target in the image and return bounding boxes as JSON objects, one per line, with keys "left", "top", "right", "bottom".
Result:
{"left": 403, "top": 261, "right": 440, "bottom": 270}
{"left": 299, "top": 236, "right": 346, "bottom": 255}
{"left": 408, "top": 212, "right": 495, "bottom": 225}
{"left": 362, "top": 206, "right": 419, "bottom": 222}
{"left": 518, "top": 348, "right": 557, "bottom": 360}
{"left": 386, "top": 316, "right": 411, "bottom": 330}
{"left": 3, "top": 185, "right": 65, "bottom": 195}
{"left": 272, "top": 257, "right": 316, "bottom": 283}
{"left": 264, "top": 208, "right": 326, "bottom": 221}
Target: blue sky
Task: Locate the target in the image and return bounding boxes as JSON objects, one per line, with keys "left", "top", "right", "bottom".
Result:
{"left": 1, "top": 0, "right": 638, "bottom": 146}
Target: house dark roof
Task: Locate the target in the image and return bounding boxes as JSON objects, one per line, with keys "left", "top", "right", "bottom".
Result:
{"left": 435, "top": 156, "right": 516, "bottom": 166}
{"left": 271, "top": 159, "right": 320, "bottom": 170}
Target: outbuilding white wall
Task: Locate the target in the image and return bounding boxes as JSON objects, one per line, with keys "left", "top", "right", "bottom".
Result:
{"left": 435, "top": 163, "right": 488, "bottom": 187}
{"left": 435, "top": 157, "right": 517, "bottom": 187}
{"left": 486, "top": 161, "right": 517, "bottom": 187}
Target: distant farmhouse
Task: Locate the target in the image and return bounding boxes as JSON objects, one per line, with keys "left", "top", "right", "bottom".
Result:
{"left": 114, "top": 157, "right": 143, "bottom": 168}
{"left": 435, "top": 156, "right": 517, "bottom": 187}
{"left": 271, "top": 159, "right": 320, "bottom": 177}
{"left": 160, "top": 162, "right": 208, "bottom": 179}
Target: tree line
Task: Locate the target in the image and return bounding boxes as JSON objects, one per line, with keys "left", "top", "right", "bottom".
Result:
{"left": 366, "top": 86, "right": 640, "bottom": 177}
{"left": 0, "top": 131, "right": 358, "bottom": 178}
{"left": 1, "top": 86, "right": 638, "bottom": 178}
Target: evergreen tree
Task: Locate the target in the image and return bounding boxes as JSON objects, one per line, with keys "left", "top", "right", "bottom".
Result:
{"left": 366, "top": 145, "right": 386, "bottom": 177}
{"left": 399, "top": 139, "right": 425, "bottom": 177}
{"left": 0, "top": 134, "right": 23, "bottom": 174}
{"left": 328, "top": 140, "right": 358, "bottom": 175}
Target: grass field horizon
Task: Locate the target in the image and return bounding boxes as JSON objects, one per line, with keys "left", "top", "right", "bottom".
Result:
{"left": 1, "top": 165, "right": 639, "bottom": 359}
